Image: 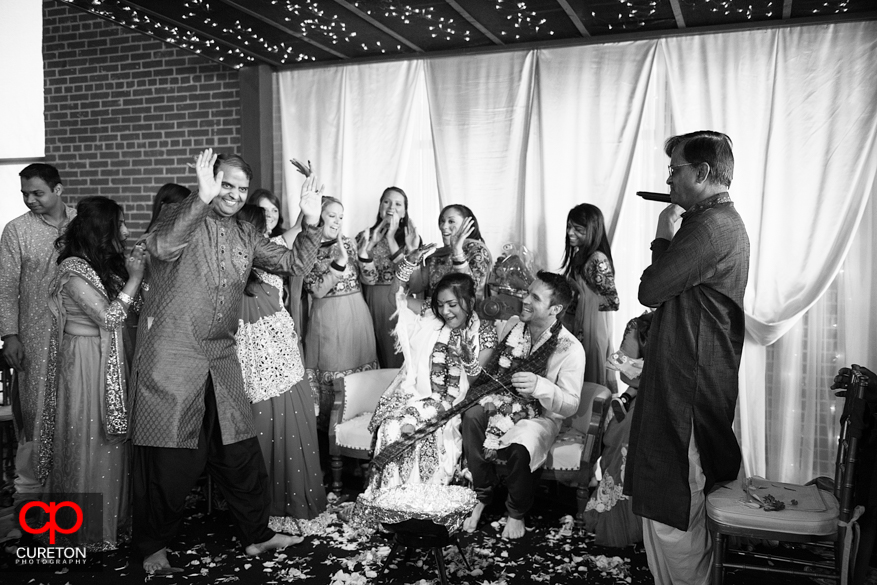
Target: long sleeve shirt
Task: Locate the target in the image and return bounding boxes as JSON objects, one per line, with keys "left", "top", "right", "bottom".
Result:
{"left": 0, "top": 207, "right": 75, "bottom": 440}
{"left": 625, "top": 192, "right": 750, "bottom": 530}
{"left": 130, "top": 193, "right": 321, "bottom": 448}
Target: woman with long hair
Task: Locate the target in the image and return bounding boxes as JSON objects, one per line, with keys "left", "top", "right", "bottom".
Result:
{"left": 352, "top": 268, "right": 497, "bottom": 527}
{"left": 560, "top": 203, "right": 619, "bottom": 391}
{"left": 583, "top": 310, "right": 653, "bottom": 547}
{"left": 408, "top": 204, "right": 492, "bottom": 302}
{"left": 39, "top": 196, "right": 146, "bottom": 548}
{"left": 234, "top": 203, "right": 327, "bottom": 528}
{"left": 304, "top": 196, "right": 379, "bottom": 436}
{"left": 248, "top": 187, "right": 307, "bottom": 333}
{"left": 356, "top": 186, "right": 421, "bottom": 368}
{"left": 145, "top": 183, "right": 190, "bottom": 233}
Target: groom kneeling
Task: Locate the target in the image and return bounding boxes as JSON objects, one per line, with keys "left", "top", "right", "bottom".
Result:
{"left": 462, "top": 271, "right": 585, "bottom": 539}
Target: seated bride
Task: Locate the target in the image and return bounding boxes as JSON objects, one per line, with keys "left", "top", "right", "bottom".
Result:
{"left": 353, "top": 253, "right": 497, "bottom": 522}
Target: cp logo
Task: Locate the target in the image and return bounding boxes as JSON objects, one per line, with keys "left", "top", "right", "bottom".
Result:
{"left": 19, "top": 501, "right": 83, "bottom": 544}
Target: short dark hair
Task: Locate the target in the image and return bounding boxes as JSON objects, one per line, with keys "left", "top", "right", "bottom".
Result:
{"left": 20, "top": 163, "right": 62, "bottom": 190}
{"left": 213, "top": 153, "right": 253, "bottom": 182}
{"left": 430, "top": 272, "right": 477, "bottom": 327}
{"left": 535, "top": 270, "right": 573, "bottom": 316}
{"left": 664, "top": 131, "right": 734, "bottom": 188}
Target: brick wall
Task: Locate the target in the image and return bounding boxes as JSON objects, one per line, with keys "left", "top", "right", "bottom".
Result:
{"left": 42, "top": 0, "right": 241, "bottom": 238}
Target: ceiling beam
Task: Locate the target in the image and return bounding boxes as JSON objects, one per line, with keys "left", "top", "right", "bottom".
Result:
{"left": 120, "top": 0, "right": 284, "bottom": 67}
{"left": 333, "top": 0, "right": 424, "bottom": 52}
{"left": 216, "top": 0, "right": 350, "bottom": 60}
{"left": 445, "top": 0, "right": 504, "bottom": 45}
{"left": 669, "top": 0, "right": 687, "bottom": 29}
{"left": 555, "top": 0, "right": 590, "bottom": 37}
{"left": 783, "top": 0, "right": 793, "bottom": 19}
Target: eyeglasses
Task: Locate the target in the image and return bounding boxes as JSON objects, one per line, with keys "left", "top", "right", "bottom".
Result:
{"left": 668, "top": 163, "right": 695, "bottom": 177}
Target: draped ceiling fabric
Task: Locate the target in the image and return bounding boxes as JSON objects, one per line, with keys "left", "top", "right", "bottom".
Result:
{"left": 279, "top": 21, "right": 877, "bottom": 481}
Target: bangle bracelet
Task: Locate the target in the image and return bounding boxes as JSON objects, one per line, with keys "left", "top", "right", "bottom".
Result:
{"left": 389, "top": 248, "right": 403, "bottom": 261}
{"left": 118, "top": 292, "right": 134, "bottom": 305}
{"left": 395, "top": 258, "right": 417, "bottom": 282}
{"left": 358, "top": 255, "right": 373, "bottom": 263}
{"left": 452, "top": 257, "right": 467, "bottom": 266}
{"left": 330, "top": 261, "right": 347, "bottom": 272}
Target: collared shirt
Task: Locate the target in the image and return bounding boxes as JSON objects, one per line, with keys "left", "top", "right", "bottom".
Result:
{"left": 130, "top": 194, "right": 321, "bottom": 448}
{"left": 626, "top": 192, "right": 750, "bottom": 530}
{"left": 0, "top": 206, "right": 76, "bottom": 440}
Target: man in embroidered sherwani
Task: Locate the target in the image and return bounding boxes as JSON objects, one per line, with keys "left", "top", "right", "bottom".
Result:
{"left": 462, "top": 271, "right": 586, "bottom": 539}
{"left": 130, "top": 149, "right": 324, "bottom": 574}
{"left": 0, "top": 163, "right": 75, "bottom": 513}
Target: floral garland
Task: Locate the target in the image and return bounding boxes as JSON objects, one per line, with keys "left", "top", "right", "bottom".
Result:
{"left": 479, "top": 321, "right": 542, "bottom": 461}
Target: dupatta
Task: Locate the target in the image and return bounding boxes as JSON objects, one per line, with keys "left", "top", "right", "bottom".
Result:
{"left": 38, "top": 257, "right": 132, "bottom": 483}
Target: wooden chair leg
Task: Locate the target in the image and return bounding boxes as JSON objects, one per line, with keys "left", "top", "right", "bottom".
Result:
{"left": 712, "top": 531, "right": 726, "bottom": 585}
{"left": 331, "top": 454, "right": 344, "bottom": 495}
{"left": 575, "top": 483, "right": 588, "bottom": 523}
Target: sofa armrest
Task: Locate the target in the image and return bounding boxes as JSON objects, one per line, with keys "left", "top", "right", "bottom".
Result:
{"left": 332, "top": 368, "right": 399, "bottom": 424}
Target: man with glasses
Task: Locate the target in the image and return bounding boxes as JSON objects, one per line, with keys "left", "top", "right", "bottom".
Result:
{"left": 625, "top": 131, "right": 749, "bottom": 583}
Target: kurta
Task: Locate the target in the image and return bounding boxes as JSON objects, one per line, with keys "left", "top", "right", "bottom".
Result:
{"left": 494, "top": 316, "right": 586, "bottom": 471}
{"left": 0, "top": 207, "right": 75, "bottom": 441}
{"left": 131, "top": 193, "right": 320, "bottom": 448}
{"left": 625, "top": 193, "right": 749, "bottom": 530}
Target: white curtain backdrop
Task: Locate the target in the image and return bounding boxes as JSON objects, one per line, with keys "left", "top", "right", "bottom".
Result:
{"left": 278, "top": 21, "right": 877, "bottom": 482}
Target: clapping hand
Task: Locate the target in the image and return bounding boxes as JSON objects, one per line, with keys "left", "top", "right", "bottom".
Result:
{"left": 449, "top": 217, "right": 475, "bottom": 257}
{"left": 405, "top": 242, "right": 438, "bottom": 265}
{"left": 404, "top": 217, "right": 421, "bottom": 253}
{"left": 333, "top": 233, "right": 349, "bottom": 267}
{"left": 298, "top": 174, "right": 324, "bottom": 227}
{"left": 193, "top": 148, "right": 222, "bottom": 204}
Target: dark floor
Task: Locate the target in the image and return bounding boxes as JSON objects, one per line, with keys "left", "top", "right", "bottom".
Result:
{"left": 0, "top": 468, "right": 872, "bottom": 584}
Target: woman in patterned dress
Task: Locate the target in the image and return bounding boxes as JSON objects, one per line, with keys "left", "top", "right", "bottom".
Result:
{"left": 234, "top": 197, "right": 327, "bottom": 524}
{"left": 304, "top": 196, "right": 380, "bottom": 433}
{"left": 362, "top": 270, "right": 497, "bottom": 496}
{"left": 408, "top": 204, "right": 492, "bottom": 303}
{"left": 39, "top": 196, "right": 146, "bottom": 549}
{"left": 357, "top": 187, "right": 421, "bottom": 369}
{"left": 583, "top": 311, "right": 652, "bottom": 547}
{"left": 561, "top": 203, "right": 619, "bottom": 392}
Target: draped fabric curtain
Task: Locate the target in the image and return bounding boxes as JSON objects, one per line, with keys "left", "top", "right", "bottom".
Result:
{"left": 278, "top": 21, "right": 877, "bottom": 482}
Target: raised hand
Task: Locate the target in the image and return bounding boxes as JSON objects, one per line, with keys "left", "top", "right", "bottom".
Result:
{"left": 290, "top": 159, "right": 313, "bottom": 178}
{"left": 193, "top": 148, "right": 222, "bottom": 204}
{"left": 404, "top": 217, "right": 421, "bottom": 253}
{"left": 449, "top": 216, "right": 475, "bottom": 257}
{"left": 298, "top": 174, "right": 324, "bottom": 226}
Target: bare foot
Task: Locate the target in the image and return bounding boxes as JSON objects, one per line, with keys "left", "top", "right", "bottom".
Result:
{"left": 143, "top": 548, "right": 183, "bottom": 574}
{"left": 245, "top": 533, "right": 304, "bottom": 556}
{"left": 463, "top": 502, "right": 486, "bottom": 533}
{"left": 502, "top": 517, "right": 526, "bottom": 539}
